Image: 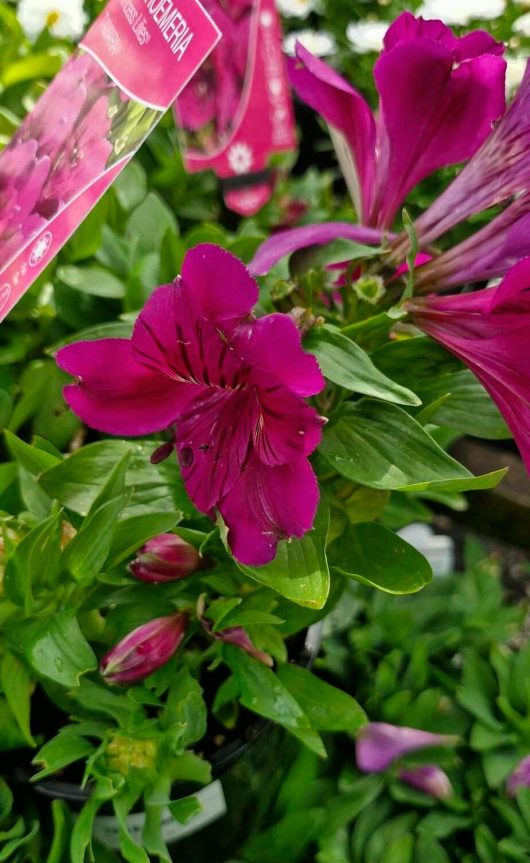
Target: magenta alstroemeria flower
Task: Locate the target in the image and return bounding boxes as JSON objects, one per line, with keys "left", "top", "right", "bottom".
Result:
{"left": 356, "top": 722, "right": 458, "bottom": 773}
{"left": 101, "top": 612, "right": 188, "bottom": 685}
{"left": 408, "top": 258, "right": 530, "bottom": 472}
{"left": 0, "top": 141, "right": 49, "bottom": 269}
{"left": 398, "top": 765, "right": 453, "bottom": 799}
{"left": 288, "top": 13, "right": 505, "bottom": 229}
{"left": 57, "top": 244, "right": 324, "bottom": 566}
{"left": 129, "top": 534, "right": 201, "bottom": 583}
{"left": 507, "top": 755, "right": 530, "bottom": 797}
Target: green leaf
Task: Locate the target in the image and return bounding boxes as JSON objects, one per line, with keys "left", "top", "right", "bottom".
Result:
{"left": 26, "top": 610, "right": 97, "bottom": 687}
{"left": 106, "top": 512, "right": 181, "bottom": 568}
{"left": 305, "top": 327, "right": 420, "bottom": 406}
{"left": 4, "top": 509, "right": 63, "bottom": 611}
{"left": 168, "top": 796, "right": 203, "bottom": 825}
{"left": 0, "top": 653, "right": 35, "bottom": 746}
{"left": 56, "top": 265, "right": 125, "bottom": 299}
{"left": 114, "top": 161, "right": 148, "bottom": 210}
{"left": 235, "top": 502, "right": 330, "bottom": 609}
{"left": 4, "top": 429, "right": 60, "bottom": 475}
{"left": 320, "top": 399, "right": 506, "bottom": 493}
{"left": 47, "top": 800, "right": 71, "bottom": 863}
{"left": 276, "top": 664, "right": 367, "bottom": 732}
{"left": 294, "top": 239, "right": 382, "bottom": 270}
{"left": 64, "top": 496, "right": 126, "bottom": 583}
{"left": 329, "top": 523, "right": 432, "bottom": 595}
{"left": 222, "top": 645, "right": 326, "bottom": 756}
{"left": 40, "top": 440, "right": 190, "bottom": 518}
{"left": 126, "top": 191, "right": 178, "bottom": 252}
{"left": 33, "top": 729, "right": 95, "bottom": 781}
{"left": 373, "top": 338, "right": 510, "bottom": 439}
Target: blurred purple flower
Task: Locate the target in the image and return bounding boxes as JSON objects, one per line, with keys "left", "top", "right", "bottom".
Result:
{"left": 398, "top": 765, "right": 453, "bottom": 799}
{"left": 507, "top": 755, "right": 530, "bottom": 796}
{"left": 130, "top": 534, "right": 202, "bottom": 583}
{"left": 101, "top": 613, "right": 188, "bottom": 685}
{"left": 57, "top": 244, "right": 324, "bottom": 566}
{"left": 356, "top": 722, "right": 458, "bottom": 773}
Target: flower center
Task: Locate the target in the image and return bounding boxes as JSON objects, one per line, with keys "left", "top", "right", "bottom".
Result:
{"left": 46, "top": 11, "right": 61, "bottom": 27}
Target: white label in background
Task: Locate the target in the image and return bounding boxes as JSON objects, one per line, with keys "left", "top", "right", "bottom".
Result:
{"left": 92, "top": 779, "right": 227, "bottom": 850}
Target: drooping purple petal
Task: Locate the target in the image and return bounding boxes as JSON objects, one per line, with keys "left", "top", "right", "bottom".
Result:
{"left": 57, "top": 340, "right": 191, "bottom": 436}
{"left": 414, "top": 61, "right": 530, "bottom": 247}
{"left": 415, "top": 204, "right": 530, "bottom": 291}
{"left": 236, "top": 313, "right": 324, "bottom": 397}
{"left": 409, "top": 259, "right": 530, "bottom": 471}
{"left": 219, "top": 454, "right": 320, "bottom": 566}
{"left": 356, "top": 722, "right": 458, "bottom": 773}
{"left": 288, "top": 44, "right": 376, "bottom": 222}
{"left": 507, "top": 755, "right": 530, "bottom": 796}
{"left": 371, "top": 16, "right": 506, "bottom": 228}
{"left": 201, "top": 614, "right": 273, "bottom": 667}
{"left": 248, "top": 223, "right": 389, "bottom": 276}
{"left": 398, "top": 765, "right": 453, "bottom": 799}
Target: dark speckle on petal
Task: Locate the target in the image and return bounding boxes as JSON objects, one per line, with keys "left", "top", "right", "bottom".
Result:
{"left": 180, "top": 446, "right": 194, "bottom": 468}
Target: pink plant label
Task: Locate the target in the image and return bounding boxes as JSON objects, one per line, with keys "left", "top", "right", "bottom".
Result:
{"left": 0, "top": 0, "right": 221, "bottom": 323}
{"left": 174, "top": 0, "right": 296, "bottom": 216}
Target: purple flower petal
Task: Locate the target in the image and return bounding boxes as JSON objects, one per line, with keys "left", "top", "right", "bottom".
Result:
{"left": 507, "top": 755, "right": 530, "bottom": 796}
{"left": 289, "top": 44, "right": 376, "bottom": 222}
{"left": 415, "top": 205, "right": 530, "bottom": 290}
{"left": 398, "top": 765, "right": 453, "bottom": 799}
{"left": 249, "top": 223, "right": 388, "bottom": 276}
{"left": 409, "top": 258, "right": 530, "bottom": 472}
{"left": 235, "top": 313, "right": 324, "bottom": 397}
{"left": 372, "top": 16, "right": 506, "bottom": 228}
{"left": 219, "top": 454, "right": 319, "bottom": 566}
{"left": 356, "top": 722, "right": 458, "bottom": 773}
{"left": 181, "top": 243, "right": 258, "bottom": 335}
{"left": 57, "top": 339, "right": 191, "bottom": 436}
{"left": 175, "top": 387, "right": 257, "bottom": 513}
{"left": 251, "top": 378, "right": 324, "bottom": 465}
{"left": 415, "top": 62, "right": 530, "bottom": 247}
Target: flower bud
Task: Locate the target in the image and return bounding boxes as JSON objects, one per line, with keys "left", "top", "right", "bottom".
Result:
{"left": 129, "top": 534, "right": 201, "bottom": 583}
{"left": 507, "top": 755, "right": 530, "bottom": 797}
{"left": 101, "top": 612, "right": 188, "bottom": 685}
{"left": 356, "top": 723, "right": 459, "bottom": 773}
{"left": 198, "top": 597, "right": 273, "bottom": 667}
{"left": 398, "top": 765, "right": 453, "bottom": 799}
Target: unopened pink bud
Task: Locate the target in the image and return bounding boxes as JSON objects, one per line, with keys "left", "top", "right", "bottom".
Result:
{"left": 129, "top": 534, "right": 201, "bottom": 583}
{"left": 101, "top": 613, "right": 188, "bottom": 685}
{"left": 399, "top": 765, "right": 453, "bottom": 799}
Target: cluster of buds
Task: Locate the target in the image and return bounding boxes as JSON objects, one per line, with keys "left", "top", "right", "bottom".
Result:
{"left": 100, "top": 534, "right": 272, "bottom": 685}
